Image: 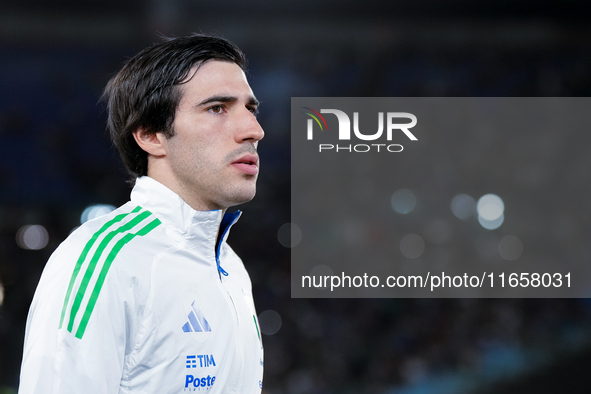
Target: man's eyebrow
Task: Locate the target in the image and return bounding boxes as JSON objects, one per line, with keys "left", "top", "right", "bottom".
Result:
{"left": 197, "top": 95, "right": 238, "bottom": 106}
{"left": 196, "top": 95, "right": 260, "bottom": 107}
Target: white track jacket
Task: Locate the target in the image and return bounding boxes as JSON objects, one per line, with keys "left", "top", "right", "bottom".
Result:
{"left": 19, "top": 176, "right": 264, "bottom": 394}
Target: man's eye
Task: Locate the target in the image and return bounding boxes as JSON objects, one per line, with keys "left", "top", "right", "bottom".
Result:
{"left": 248, "top": 107, "right": 259, "bottom": 116}
{"left": 209, "top": 105, "right": 224, "bottom": 114}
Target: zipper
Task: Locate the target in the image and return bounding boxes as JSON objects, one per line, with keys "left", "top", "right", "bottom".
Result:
{"left": 214, "top": 211, "right": 249, "bottom": 391}
{"left": 215, "top": 211, "right": 241, "bottom": 279}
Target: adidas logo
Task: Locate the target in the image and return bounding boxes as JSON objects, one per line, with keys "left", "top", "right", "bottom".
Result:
{"left": 182, "top": 301, "right": 211, "bottom": 333}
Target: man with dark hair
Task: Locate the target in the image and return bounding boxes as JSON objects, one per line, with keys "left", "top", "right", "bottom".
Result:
{"left": 19, "top": 34, "right": 265, "bottom": 394}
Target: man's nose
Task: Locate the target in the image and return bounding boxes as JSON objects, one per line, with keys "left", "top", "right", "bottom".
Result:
{"left": 237, "top": 110, "right": 265, "bottom": 143}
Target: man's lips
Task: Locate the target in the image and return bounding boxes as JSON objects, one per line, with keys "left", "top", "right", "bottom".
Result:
{"left": 231, "top": 154, "right": 259, "bottom": 175}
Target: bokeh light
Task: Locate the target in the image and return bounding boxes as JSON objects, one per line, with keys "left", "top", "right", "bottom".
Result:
{"left": 478, "top": 214, "right": 505, "bottom": 230}
{"left": 498, "top": 235, "right": 524, "bottom": 260}
{"left": 80, "top": 204, "right": 117, "bottom": 224}
{"left": 258, "top": 310, "right": 282, "bottom": 336}
{"left": 309, "top": 265, "right": 334, "bottom": 289}
{"left": 477, "top": 194, "right": 504, "bottom": 221}
{"left": 277, "top": 223, "right": 302, "bottom": 248}
{"left": 450, "top": 193, "right": 476, "bottom": 220}
{"left": 477, "top": 194, "right": 505, "bottom": 230}
{"left": 16, "top": 225, "right": 49, "bottom": 250}
{"left": 391, "top": 189, "right": 417, "bottom": 214}
{"left": 400, "top": 234, "right": 425, "bottom": 258}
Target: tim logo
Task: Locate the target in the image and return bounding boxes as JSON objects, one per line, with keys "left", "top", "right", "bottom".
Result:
{"left": 186, "top": 355, "right": 216, "bottom": 368}
{"left": 303, "top": 107, "right": 417, "bottom": 153}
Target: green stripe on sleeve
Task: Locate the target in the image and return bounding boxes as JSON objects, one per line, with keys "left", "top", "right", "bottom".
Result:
{"left": 253, "top": 315, "right": 261, "bottom": 340}
{"left": 67, "top": 209, "right": 152, "bottom": 333}
{"left": 75, "top": 217, "right": 161, "bottom": 338}
{"left": 58, "top": 206, "right": 142, "bottom": 329}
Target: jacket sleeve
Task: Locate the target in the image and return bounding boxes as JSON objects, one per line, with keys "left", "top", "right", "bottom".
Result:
{"left": 19, "top": 236, "right": 131, "bottom": 394}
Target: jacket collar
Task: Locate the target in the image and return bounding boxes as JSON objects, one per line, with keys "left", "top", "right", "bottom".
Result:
{"left": 130, "top": 176, "right": 241, "bottom": 238}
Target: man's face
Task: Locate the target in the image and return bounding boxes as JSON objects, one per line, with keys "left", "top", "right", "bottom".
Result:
{"left": 159, "top": 60, "right": 264, "bottom": 211}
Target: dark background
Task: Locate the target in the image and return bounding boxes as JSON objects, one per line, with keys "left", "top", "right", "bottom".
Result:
{"left": 1, "top": 1, "right": 591, "bottom": 393}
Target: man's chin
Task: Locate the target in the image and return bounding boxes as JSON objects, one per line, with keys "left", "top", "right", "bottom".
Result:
{"left": 222, "top": 188, "right": 257, "bottom": 208}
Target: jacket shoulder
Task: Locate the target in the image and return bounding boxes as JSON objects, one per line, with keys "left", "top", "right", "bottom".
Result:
{"left": 42, "top": 203, "right": 169, "bottom": 303}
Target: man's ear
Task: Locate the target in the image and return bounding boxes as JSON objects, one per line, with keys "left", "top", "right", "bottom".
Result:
{"left": 132, "top": 128, "right": 167, "bottom": 157}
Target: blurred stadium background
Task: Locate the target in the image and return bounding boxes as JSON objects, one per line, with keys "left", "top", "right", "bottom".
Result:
{"left": 2, "top": 1, "right": 591, "bottom": 393}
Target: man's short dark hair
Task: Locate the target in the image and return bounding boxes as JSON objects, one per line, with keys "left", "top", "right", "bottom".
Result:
{"left": 102, "top": 34, "right": 247, "bottom": 178}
